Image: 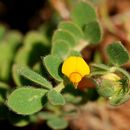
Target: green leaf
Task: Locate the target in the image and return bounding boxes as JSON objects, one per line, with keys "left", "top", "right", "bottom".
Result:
{"left": 51, "top": 40, "right": 70, "bottom": 60}
{"left": 12, "top": 65, "right": 22, "bottom": 86}
{"left": 106, "top": 42, "right": 129, "bottom": 66}
{"left": 91, "top": 63, "right": 110, "bottom": 71}
{"left": 58, "top": 21, "right": 84, "bottom": 41}
{"left": 84, "top": 20, "right": 102, "bottom": 44}
{"left": 47, "top": 117, "right": 68, "bottom": 130}
{"left": 15, "top": 47, "right": 31, "bottom": 65}
{"left": 71, "top": 1, "right": 97, "bottom": 28}
{"left": 52, "top": 30, "right": 76, "bottom": 47}
{"left": 24, "top": 31, "right": 49, "bottom": 48}
{"left": 13, "top": 64, "right": 33, "bottom": 87}
{"left": 7, "top": 87, "right": 48, "bottom": 115}
{"left": 43, "top": 55, "right": 63, "bottom": 81}
{"left": 47, "top": 90, "right": 65, "bottom": 105}
{"left": 0, "top": 61, "right": 11, "bottom": 81}
{"left": 0, "top": 42, "right": 13, "bottom": 61}
{"left": 15, "top": 43, "right": 49, "bottom": 67}
{"left": 5, "top": 30, "right": 23, "bottom": 49}
{"left": 0, "top": 43, "right": 14, "bottom": 81}
{"left": 15, "top": 65, "right": 52, "bottom": 90}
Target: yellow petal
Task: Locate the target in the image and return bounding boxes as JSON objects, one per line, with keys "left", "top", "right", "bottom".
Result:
{"left": 62, "top": 56, "right": 77, "bottom": 77}
{"left": 62, "top": 56, "right": 90, "bottom": 80}
{"left": 75, "top": 57, "right": 90, "bottom": 76}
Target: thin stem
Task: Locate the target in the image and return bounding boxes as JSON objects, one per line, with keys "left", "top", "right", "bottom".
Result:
{"left": 74, "top": 40, "right": 89, "bottom": 52}
{"left": 54, "top": 82, "right": 65, "bottom": 93}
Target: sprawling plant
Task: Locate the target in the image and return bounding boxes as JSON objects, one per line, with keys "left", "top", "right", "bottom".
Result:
{"left": 0, "top": 1, "right": 130, "bottom": 129}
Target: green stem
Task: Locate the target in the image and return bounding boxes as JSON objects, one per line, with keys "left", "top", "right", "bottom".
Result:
{"left": 54, "top": 82, "right": 65, "bottom": 93}
{"left": 89, "top": 71, "right": 108, "bottom": 77}
{"left": 74, "top": 40, "right": 89, "bottom": 51}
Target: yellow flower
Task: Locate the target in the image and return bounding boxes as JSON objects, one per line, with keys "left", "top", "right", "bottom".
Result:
{"left": 62, "top": 56, "right": 90, "bottom": 86}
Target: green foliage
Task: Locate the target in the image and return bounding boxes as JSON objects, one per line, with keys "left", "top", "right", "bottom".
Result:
{"left": 14, "top": 46, "right": 31, "bottom": 65}
{"left": 91, "top": 61, "right": 130, "bottom": 105}
{"left": 58, "top": 21, "right": 84, "bottom": 41}
{"left": 24, "top": 31, "right": 49, "bottom": 47}
{"left": 51, "top": 40, "right": 70, "bottom": 59}
{"left": 47, "top": 90, "right": 65, "bottom": 105}
{"left": 15, "top": 31, "right": 50, "bottom": 66}
{"left": 1, "top": 1, "right": 130, "bottom": 129}
{"left": 84, "top": 20, "right": 102, "bottom": 44}
{"left": 14, "top": 65, "right": 52, "bottom": 89}
{"left": 43, "top": 55, "right": 63, "bottom": 81}
{"left": 50, "top": 1, "right": 102, "bottom": 63}
{"left": 12, "top": 65, "right": 23, "bottom": 86}
{"left": 5, "top": 30, "right": 23, "bottom": 49}
{"left": 7, "top": 87, "right": 48, "bottom": 115}
{"left": 0, "top": 29, "right": 23, "bottom": 81}
{"left": 0, "top": 43, "right": 13, "bottom": 80}
{"left": 47, "top": 117, "right": 68, "bottom": 130}
{"left": 91, "top": 42, "right": 130, "bottom": 106}
{"left": 106, "top": 41, "right": 130, "bottom": 66}
{"left": 91, "top": 63, "right": 110, "bottom": 71}
{"left": 71, "top": 1, "right": 97, "bottom": 28}
{"left": 52, "top": 30, "right": 76, "bottom": 47}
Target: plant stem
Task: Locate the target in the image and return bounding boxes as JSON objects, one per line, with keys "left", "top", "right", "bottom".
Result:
{"left": 74, "top": 40, "right": 89, "bottom": 51}
{"left": 54, "top": 82, "right": 65, "bottom": 93}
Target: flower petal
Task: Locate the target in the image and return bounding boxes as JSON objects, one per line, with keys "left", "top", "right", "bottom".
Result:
{"left": 75, "top": 57, "right": 90, "bottom": 76}
{"left": 62, "top": 56, "right": 77, "bottom": 77}
{"left": 62, "top": 56, "right": 90, "bottom": 79}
